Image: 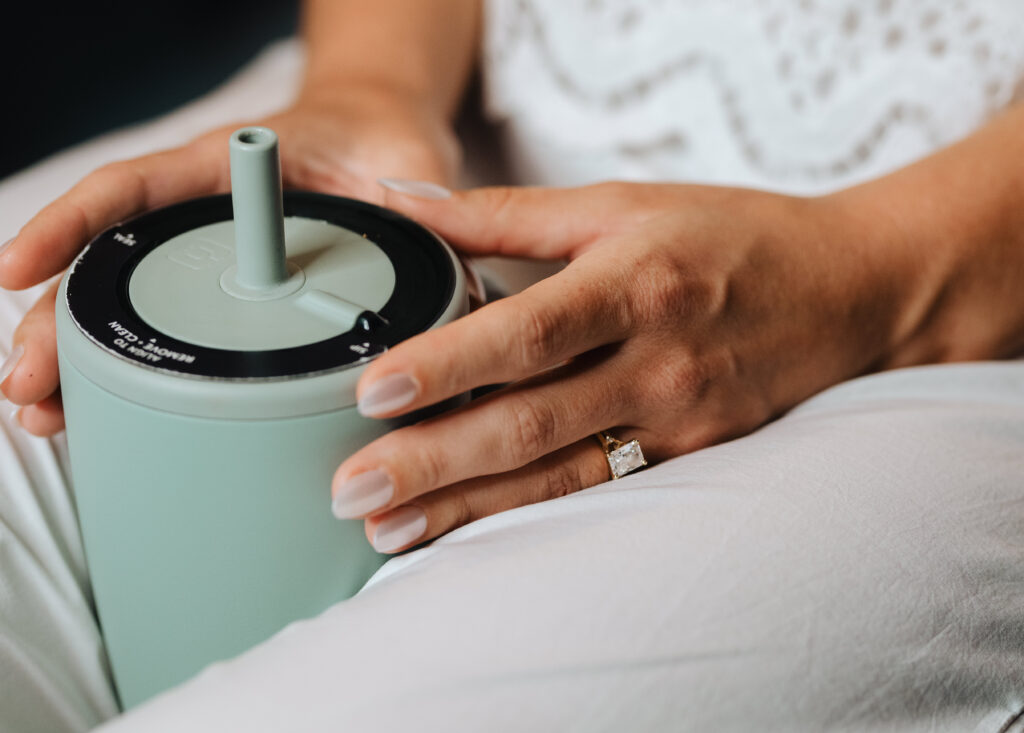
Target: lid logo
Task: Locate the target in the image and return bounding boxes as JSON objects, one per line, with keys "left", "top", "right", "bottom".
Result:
{"left": 113, "top": 232, "right": 137, "bottom": 246}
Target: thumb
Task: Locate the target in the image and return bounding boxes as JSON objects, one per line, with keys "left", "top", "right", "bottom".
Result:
{"left": 377, "top": 179, "right": 614, "bottom": 260}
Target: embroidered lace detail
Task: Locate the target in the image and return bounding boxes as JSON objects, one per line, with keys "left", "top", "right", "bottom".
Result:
{"left": 482, "top": 0, "right": 1024, "bottom": 193}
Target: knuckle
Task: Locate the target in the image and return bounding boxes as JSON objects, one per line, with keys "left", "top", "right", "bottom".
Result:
{"left": 590, "top": 180, "right": 633, "bottom": 207}
{"left": 634, "top": 253, "right": 688, "bottom": 322}
{"left": 651, "top": 357, "right": 716, "bottom": 406}
{"left": 384, "top": 424, "right": 447, "bottom": 493}
{"left": 679, "top": 416, "right": 746, "bottom": 455}
{"left": 50, "top": 197, "right": 93, "bottom": 246}
{"left": 89, "top": 161, "right": 134, "bottom": 194}
{"left": 541, "top": 459, "right": 584, "bottom": 501}
{"left": 90, "top": 160, "right": 123, "bottom": 181}
{"left": 412, "top": 437, "right": 450, "bottom": 491}
{"left": 482, "top": 186, "right": 517, "bottom": 222}
{"left": 78, "top": 161, "right": 146, "bottom": 225}
{"left": 609, "top": 282, "right": 640, "bottom": 335}
{"left": 682, "top": 425, "right": 723, "bottom": 453}
{"left": 506, "top": 396, "right": 558, "bottom": 466}
{"left": 514, "top": 300, "right": 560, "bottom": 369}
{"left": 12, "top": 320, "right": 36, "bottom": 346}
{"left": 632, "top": 252, "right": 728, "bottom": 327}
{"left": 447, "top": 489, "right": 475, "bottom": 530}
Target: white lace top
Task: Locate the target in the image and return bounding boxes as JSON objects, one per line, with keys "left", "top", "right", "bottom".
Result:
{"left": 482, "top": 0, "right": 1024, "bottom": 194}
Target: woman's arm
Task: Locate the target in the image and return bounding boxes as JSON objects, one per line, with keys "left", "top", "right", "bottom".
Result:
{"left": 300, "top": 0, "right": 480, "bottom": 120}
{"left": 831, "top": 102, "right": 1024, "bottom": 367}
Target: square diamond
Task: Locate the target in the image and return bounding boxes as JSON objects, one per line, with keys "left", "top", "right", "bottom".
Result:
{"left": 607, "top": 439, "right": 647, "bottom": 479}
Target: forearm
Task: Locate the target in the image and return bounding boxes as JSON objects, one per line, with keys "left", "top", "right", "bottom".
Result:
{"left": 298, "top": 0, "right": 481, "bottom": 120}
{"left": 830, "top": 103, "right": 1024, "bottom": 367}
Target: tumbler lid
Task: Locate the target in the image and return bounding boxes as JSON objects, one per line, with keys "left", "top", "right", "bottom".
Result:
{"left": 62, "top": 129, "right": 458, "bottom": 382}
{"left": 64, "top": 193, "right": 457, "bottom": 381}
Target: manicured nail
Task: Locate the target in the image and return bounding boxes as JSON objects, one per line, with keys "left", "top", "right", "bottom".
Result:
{"left": 378, "top": 178, "right": 452, "bottom": 200}
{"left": 358, "top": 373, "right": 418, "bottom": 417}
{"left": 0, "top": 237, "right": 14, "bottom": 260}
{"left": 332, "top": 469, "right": 394, "bottom": 519}
{"left": 372, "top": 506, "right": 427, "bottom": 553}
{"left": 0, "top": 343, "right": 24, "bottom": 400}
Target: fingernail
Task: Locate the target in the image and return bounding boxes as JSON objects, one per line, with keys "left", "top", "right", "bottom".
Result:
{"left": 378, "top": 178, "right": 452, "bottom": 200}
{"left": 0, "top": 343, "right": 25, "bottom": 400}
{"left": 0, "top": 237, "right": 14, "bottom": 260}
{"left": 358, "top": 373, "right": 419, "bottom": 417}
{"left": 332, "top": 469, "right": 394, "bottom": 519}
{"left": 372, "top": 506, "right": 427, "bottom": 553}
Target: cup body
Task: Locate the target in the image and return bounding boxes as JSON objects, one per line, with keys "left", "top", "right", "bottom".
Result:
{"left": 57, "top": 299, "right": 392, "bottom": 708}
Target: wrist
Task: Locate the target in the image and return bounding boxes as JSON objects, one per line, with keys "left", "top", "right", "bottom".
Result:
{"left": 290, "top": 83, "right": 461, "bottom": 186}
{"left": 813, "top": 186, "right": 940, "bottom": 370}
{"left": 296, "top": 74, "right": 448, "bottom": 125}
{"left": 823, "top": 174, "right": 1023, "bottom": 369}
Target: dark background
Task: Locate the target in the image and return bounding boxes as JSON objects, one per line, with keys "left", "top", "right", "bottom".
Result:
{"left": 0, "top": 0, "right": 301, "bottom": 179}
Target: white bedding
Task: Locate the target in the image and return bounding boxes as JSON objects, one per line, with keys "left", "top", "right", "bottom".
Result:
{"left": 1, "top": 40, "right": 1023, "bottom": 733}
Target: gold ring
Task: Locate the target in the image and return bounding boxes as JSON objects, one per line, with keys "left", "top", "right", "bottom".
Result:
{"left": 594, "top": 431, "right": 647, "bottom": 480}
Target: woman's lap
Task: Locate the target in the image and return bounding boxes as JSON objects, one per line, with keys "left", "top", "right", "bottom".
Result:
{"left": 1, "top": 345, "right": 1006, "bottom": 731}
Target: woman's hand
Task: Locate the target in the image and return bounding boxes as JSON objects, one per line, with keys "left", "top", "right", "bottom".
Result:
{"left": 330, "top": 180, "right": 940, "bottom": 553}
{"left": 0, "top": 89, "right": 458, "bottom": 436}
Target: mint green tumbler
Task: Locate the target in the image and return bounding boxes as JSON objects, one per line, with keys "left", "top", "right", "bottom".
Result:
{"left": 55, "top": 128, "right": 468, "bottom": 708}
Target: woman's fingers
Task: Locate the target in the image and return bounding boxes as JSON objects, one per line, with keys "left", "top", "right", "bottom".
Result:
{"left": 362, "top": 437, "right": 611, "bottom": 553}
{"left": 0, "top": 134, "right": 230, "bottom": 439}
{"left": 357, "top": 256, "right": 635, "bottom": 418}
{"left": 16, "top": 391, "right": 65, "bottom": 437}
{"left": 2, "top": 280, "right": 61, "bottom": 407}
{"left": 381, "top": 181, "right": 634, "bottom": 260}
{"left": 333, "top": 354, "right": 629, "bottom": 519}
{"left": 0, "top": 137, "right": 227, "bottom": 290}
{"left": 3, "top": 282, "right": 65, "bottom": 437}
